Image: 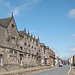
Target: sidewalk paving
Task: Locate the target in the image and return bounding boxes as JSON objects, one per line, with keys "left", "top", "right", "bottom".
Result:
{"left": 0, "top": 66, "right": 57, "bottom": 75}
{"left": 70, "top": 66, "right": 75, "bottom": 75}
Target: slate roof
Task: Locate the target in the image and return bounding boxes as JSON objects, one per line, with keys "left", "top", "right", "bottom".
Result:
{"left": 18, "top": 31, "right": 25, "bottom": 37}
{"left": 0, "top": 17, "right": 12, "bottom": 28}
{"left": 0, "top": 16, "right": 39, "bottom": 43}
{"left": 18, "top": 31, "right": 32, "bottom": 38}
{"left": 18, "top": 31, "right": 39, "bottom": 42}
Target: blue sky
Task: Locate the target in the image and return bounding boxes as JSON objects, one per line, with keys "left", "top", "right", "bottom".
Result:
{"left": 0, "top": 0, "right": 75, "bottom": 60}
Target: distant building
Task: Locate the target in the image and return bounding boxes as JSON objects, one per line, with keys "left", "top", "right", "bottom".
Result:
{"left": 55, "top": 55, "right": 59, "bottom": 65}
{"left": 44, "top": 46, "right": 49, "bottom": 65}
{"left": 73, "top": 55, "right": 75, "bottom": 66}
{"left": 40, "top": 43, "right": 49, "bottom": 66}
{"left": 69, "top": 57, "right": 73, "bottom": 65}
{"left": 49, "top": 49, "right": 55, "bottom": 66}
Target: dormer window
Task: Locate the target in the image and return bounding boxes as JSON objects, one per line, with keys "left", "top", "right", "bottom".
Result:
{"left": 12, "top": 24, "right": 14, "bottom": 27}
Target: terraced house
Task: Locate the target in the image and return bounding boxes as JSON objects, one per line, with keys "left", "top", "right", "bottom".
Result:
{"left": 0, "top": 13, "right": 54, "bottom": 70}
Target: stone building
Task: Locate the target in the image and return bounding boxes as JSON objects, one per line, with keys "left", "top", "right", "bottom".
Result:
{"left": 40, "top": 43, "right": 45, "bottom": 65}
{"left": 44, "top": 46, "right": 49, "bottom": 65}
{"left": 0, "top": 14, "right": 54, "bottom": 70}
{"left": 0, "top": 13, "right": 41, "bottom": 69}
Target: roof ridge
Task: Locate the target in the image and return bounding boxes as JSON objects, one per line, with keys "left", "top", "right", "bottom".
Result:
{"left": 0, "top": 17, "right": 11, "bottom": 20}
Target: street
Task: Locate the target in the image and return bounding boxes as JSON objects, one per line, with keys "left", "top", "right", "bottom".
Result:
{"left": 28, "top": 65, "right": 70, "bottom": 75}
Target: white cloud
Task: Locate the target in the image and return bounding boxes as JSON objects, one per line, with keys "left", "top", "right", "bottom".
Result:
{"left": 13, "top": 6, "right": 22, "bottom": 16}
{"left": 0, "top": 0, "right": 10, "bottom": 7}
{"left": 68, "top": 9, "right": 75, "bottom": 18}
{"left": 0, "top": 0, "right": 42, "bottom": 16}
{"left": 72, "top": 34, "right": 75, "bottom": 37}
{"left": 5, "top": 1, "right": 10, "bottom": 7}
{"left": 69, "top": 48, "right": 75, "bottom": 53}
{"left": 57, "top": 54, "right": 70, "bottom": 60}
{"left": 72, "top": 34, "right": 75, "bottom": 40}
{"left": 71, "top": 45, "right": 75, "bottom": 47}
{"left": 12, "top": 0, "right": 42, "bottom": 16}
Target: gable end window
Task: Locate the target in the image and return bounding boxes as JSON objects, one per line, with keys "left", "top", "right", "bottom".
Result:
{"left": 12, "top": 24, "right": 15, "bottom": 27}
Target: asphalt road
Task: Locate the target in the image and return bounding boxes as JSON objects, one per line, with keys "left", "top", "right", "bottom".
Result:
{"left": 28, "top": 65, "right": 70, "bottom": 75}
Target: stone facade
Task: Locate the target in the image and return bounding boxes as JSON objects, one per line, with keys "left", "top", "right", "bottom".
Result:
{"left": 0, "top": 14, "right": 53, "bottom": 70}
{"left": 0, "top": 14, "right": 41, "bottom": 68}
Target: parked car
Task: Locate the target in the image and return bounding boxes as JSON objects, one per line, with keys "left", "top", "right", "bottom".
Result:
{"left": 59, "top": 63, "right": 63, "bottom": 67}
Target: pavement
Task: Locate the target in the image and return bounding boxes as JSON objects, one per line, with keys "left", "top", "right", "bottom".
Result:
{"left": 70, "top": 66, "right": 75, "bottom": 75}
{"left": 0, "top": 66, "right": 57, "bottom": 75}
{"left": 28, "top": 65, "right": 70, "bottom": 75}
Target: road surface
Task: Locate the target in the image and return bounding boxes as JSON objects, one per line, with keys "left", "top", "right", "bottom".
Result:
{"left": 28, "top": 65, "right": 70, "bottom": 75}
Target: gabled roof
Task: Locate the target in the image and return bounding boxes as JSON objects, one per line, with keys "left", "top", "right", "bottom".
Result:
{"left": 18, "top": 31, "right": 33, "bottom": 39}
{"left": 18, "top": 31, "right": 25, "bottom": 37}
{"left": 0, "top": 17, "right": 12, "bottom": 28}
{"left": 18, "top": 31, "right": 39, "bottom": 43}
